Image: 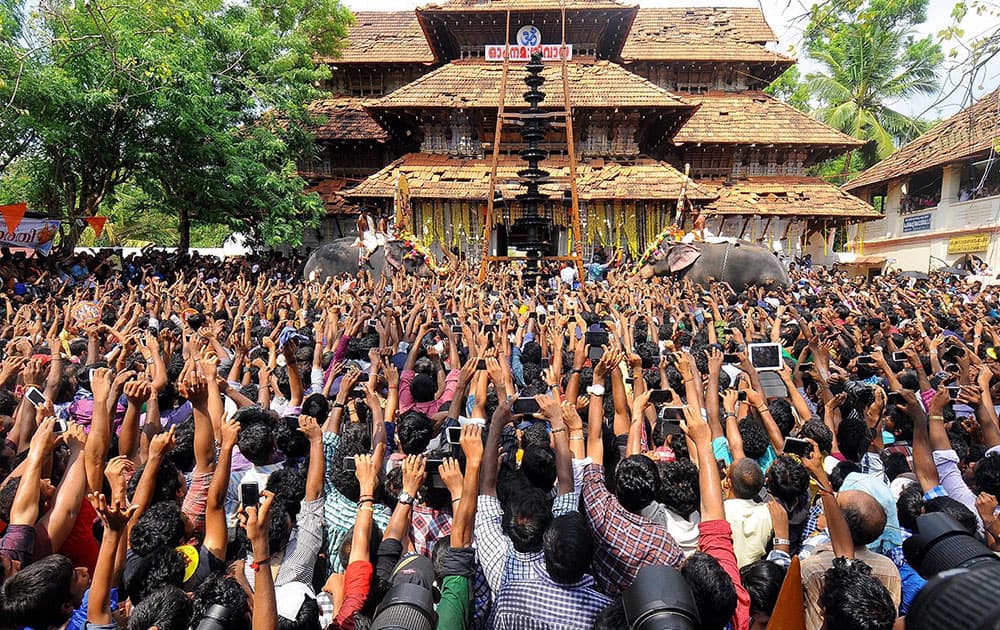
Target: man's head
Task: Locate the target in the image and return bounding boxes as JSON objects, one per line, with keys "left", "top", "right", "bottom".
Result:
{"left": 0, "top": 554, "right": 89, "bottom": 629}
{"left": 192, "top": 574, "right": 251, "bottom": 630}
{"left": 502, "top": 487, "right": 552, "bottom": 553}
{"left": 839, "top": 490, "right": 888, "bottom": 547}
{"left": 657, "top": 460, "right": 700, "bottom": 517}
{"left": 765, "top": 455, "right": 811, "bottom": 510}
{"left": 682, "top": 552, "right": 738, "bottom": 630}
{"left": 738, "top": 419, "right": 770, "bottom": 460}
{"left": 543, "top": 512, "right": 594, "bottom": 584}
{"left": 819, "top": 557, "right": 895, "bottom": 630}
{"left": 728, "top": 458, "right": 764, "bottom": 500}
{"left": 396, "top": 410, "right": 434, "bottom": 455}
{"left": 410, "top": 373, "right": 436, "bottom": 403}
{"left": 520, "top": 445, "right": 557, "bottom": 493}
{"left": 614, "top": 454, "right": 661, "bottom": 514}
{"left": 237, "top": 421, "right": 276, "bottom": 466}
{"left": 127, "top": 585, "right": 193, "bottom": 630}
{"left": 975, "top": 453, "right": 1000, "bottom": 497}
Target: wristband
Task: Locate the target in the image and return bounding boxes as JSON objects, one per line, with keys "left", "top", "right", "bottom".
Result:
{"left": 723, "top": 412, "right": 736, "bottom": 419}
{"left": 772, "top": 537, "right": 791, "bottom": 547}
{"left": 250, "top": 557, "right": 271, "bottom": 571}
{"left": 570, "top": 436, "right": 585, "bottom": 441}
{"left": 452, "top": 497, "right": 462, "bottom": 503}
{"left": 550, "top": 427, "right": 566, "bottom": 435}
{"left": 332, "top": 402, "right": 345, "bottom": 409}
{"left": 929, "top": 415, "right": 945, "bottom": 422}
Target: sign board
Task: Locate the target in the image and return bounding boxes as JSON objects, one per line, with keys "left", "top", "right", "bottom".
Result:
{"left": 902, "top": 213, "right": 932, "bottom": 233}
{"left": 485, "top": 44, "right": 572, "bottom": 62}
{"left": 948, "top": 234, "right": 990, "bottom": 254}
{"left": 0, "top": 216, "right": 60, "bottom": 254}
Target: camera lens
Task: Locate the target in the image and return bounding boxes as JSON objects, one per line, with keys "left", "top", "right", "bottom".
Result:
{"left": 903, "top": 513, "right": 999, "bottom": 579}
{"left": 623, "top": 565, "right": 699, "bottom": 630}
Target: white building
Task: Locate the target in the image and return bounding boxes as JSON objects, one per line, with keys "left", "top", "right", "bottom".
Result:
{"left": 844, "top": 88, "right": 1000, "bottom": 272}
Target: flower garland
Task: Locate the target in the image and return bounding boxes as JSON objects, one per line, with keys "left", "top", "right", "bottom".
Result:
{"left": 634, "top": 225, "right": 680, "bottom": 272}
{"left": 392, "top": 227, "right": 448, "bottom": 276}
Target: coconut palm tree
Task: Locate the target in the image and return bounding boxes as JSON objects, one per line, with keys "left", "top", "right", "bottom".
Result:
{"left": 807, "top": 18, "right": 941, "bottom": 173}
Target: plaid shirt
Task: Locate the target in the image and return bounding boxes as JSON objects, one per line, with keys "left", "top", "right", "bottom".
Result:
{"left": 491, "top": 565, "right": 613, "bottom": 630}
{"left": 475, "top": 492, "right": 579, "bottom": 594}
{"left": 581, "top": 463, "right": 684, "bottom": 595}
{"left": 322, "top": 433, "right": 391, "bottom": 574}
{"left": 410, "top": 504, "right": 452, "bottom": 558}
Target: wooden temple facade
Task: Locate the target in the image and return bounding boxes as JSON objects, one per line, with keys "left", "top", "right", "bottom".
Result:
{"left": 301, "top": 0, "right": 879, "bottom": 260}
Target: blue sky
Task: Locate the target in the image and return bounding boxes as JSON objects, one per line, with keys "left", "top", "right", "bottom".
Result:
{"left": 345, "top": 0, "right": 1000, "bottom": 119}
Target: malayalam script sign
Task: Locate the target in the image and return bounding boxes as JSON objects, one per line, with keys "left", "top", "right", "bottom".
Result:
{"left": 0, "top": 216, "right": 61, "bottom": 254}
{"left": 948, "top": 234, "right": 990, "bottom": 254}
{"left": 902, "top": 213, "right": 932, "bottom": 233}
{"left": 484, "top": 44, "right": 573, "bottom": 61}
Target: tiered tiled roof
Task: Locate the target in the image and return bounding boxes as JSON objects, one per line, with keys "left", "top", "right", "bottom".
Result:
{"left": 673, "top": 92, "right": 862, "bottom": 147}
{"left": 346, "top": 153, "right": 715, "bottom": 201}
{"left": 308, "top": 98, "right": 388, "bottom": 142}
{"left": 844, "top": 88, "right": 1000, "bottom": 191}
{"left": 418, "top": 0, "right": 631, "bottom": 11}
{"left": 704, "top": 177, "right": 881, "bottom": 218}
{"left": 368, "top": 60, "right": 690, "bottom": 109}
{"left": 317, "top": 12, "right": 435, "bottom": 64}
{"left": 620, "top": 7, "right": 788, "bottom": 62}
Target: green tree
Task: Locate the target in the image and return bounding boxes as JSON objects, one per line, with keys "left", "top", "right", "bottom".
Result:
{"left": 803, "top": 0, "right": 943, "bottom": 175}
{"left": 0, "top": 0, "right": 350, "bottom": 253}
{"left": 764, "top": 66, "right": 812, "bottom": 113}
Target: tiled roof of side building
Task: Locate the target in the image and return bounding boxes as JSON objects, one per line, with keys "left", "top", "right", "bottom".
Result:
{"left": 345, "top": 153, "right": 716, "bottom": 201}
{"left": 620, "top": 7, "right": 783, "bottom": 61}
{"left": 844, "top": 88, "right": 1000, "bottom": 191}
{"left": 307, "top": 98, "right": 389, "bottom": 142}
{"left": 703, "top": 176, "right": 880, "bottom": 219}
{"left": 672, "top": 92, "right": 863, "bottom": 147}
{"left": 316, "top": 12, "right": 435, "bottom": 64}
{"left": 368, "top": 60, "right": 691, "bottom": 109}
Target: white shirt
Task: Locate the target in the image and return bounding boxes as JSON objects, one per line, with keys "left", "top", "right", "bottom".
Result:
{"left": 559, "top": 265, "right": 578, "bottom": 286}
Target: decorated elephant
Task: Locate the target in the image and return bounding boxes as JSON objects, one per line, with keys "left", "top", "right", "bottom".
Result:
{"left": 303, "top": 237, "right": 435, "bottom": 281}
{"left": 637, "top": 240, "right": 790, "bottom": 291}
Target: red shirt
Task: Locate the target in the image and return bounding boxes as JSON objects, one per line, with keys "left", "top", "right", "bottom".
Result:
{"left": 332, "top": 561, "right": 373, "bottom": 630}
{"left": 698, "top": 519, "right": 751, "bottom": 630}
{"left": 60, "top": 499, "right": 100, "bottom": 572}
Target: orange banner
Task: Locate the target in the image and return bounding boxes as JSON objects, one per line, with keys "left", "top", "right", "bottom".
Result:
{"left": 0, "top": 202, "right": 27, "bottom": 233}
{"left": 84, "top": 216, "right": 107, "bottom": 238}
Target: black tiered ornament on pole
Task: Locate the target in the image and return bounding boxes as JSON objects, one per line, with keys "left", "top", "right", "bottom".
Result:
{"left": 511, "top": 51, "right": 554, "bottom": 278}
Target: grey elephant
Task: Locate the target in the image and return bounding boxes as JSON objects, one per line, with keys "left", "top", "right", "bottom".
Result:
{"left": 303, "top": 237, "right": 433, "bottom": 281}
{"left": 636, "top": 240, "right": 790, "bottom": 291}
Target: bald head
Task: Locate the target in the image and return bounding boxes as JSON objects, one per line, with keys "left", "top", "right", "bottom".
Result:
{"left": 838, "top": 490, "right": 887, "bottom": 547}
{"left": 729, "top": 458, "right": 764, "bottom": 499}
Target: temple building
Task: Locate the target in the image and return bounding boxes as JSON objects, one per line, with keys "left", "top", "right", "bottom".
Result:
{"left": 301, "top": 1, "right": 879, "bottom": 261}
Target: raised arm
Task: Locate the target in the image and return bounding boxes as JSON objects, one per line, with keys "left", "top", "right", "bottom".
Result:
{"left": 40, "top": 423, "right": 88, "bottom": 552}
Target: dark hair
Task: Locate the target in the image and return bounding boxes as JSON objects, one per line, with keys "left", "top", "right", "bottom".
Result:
{"left": 169, "top": 419, "right": 197, "bottom": 473}
{"left": 502, "top": 487, "right": 552, "bottom": 553}
{"left": 301, "top": 393, "right": 330, "bottom": 424}
{"left": 275, "top": 418, "right": 310, "bottom": 460}
{"left": 520, "top": 445, "right": 557, "bottom": 493}
{"left": 799, "top": 419, "right": 833, "bottom": 454}
{"left": 766, "top": 453, "right": 810, "bottom": 504}
{"left": 768, "top": 399, "right": 795, "bottom": 437}
{"left": 657, "top": 460, "right": 700, "bottom": 517}
{"left": 738, "top": 418, "right": 770, "bottom": 459}
{"left": 740, "top": 560, "right": 787, "bottom": 619}
{"left": 410, "top": 373, "right": 436, "bottom": 403}
{"left": 830, "top": 461, "right": 862, "bottom": 491}
{"left": 125, "top": 546, "right": 186, "bottom": 605}
{"left": 543, "top": 512, "right": 595, "bottom": 584}
{"left": 238, "top": 421, "right": 276, "bottom": 466}
{"left": 130, "top": 501, "right": 186, "bottom": 556}
{"left": 924, "top": 496, "right": 978, "bottom": 535}
{"left": 277, "top": 595, "right": 321, "bottom": 630}
{"left": 192, "top": 574, "right": 250, "bottom": 630}
{"left": 127, "top": 585, "right": 193, "bottom": 630}
{"left": 266, "top": 468, "right": 307, "bottom": 520}
{"left": 975, "top": 454, "right": 1000, "bottom": 497}
{"left": 818, "top": 557, "right": 895, "bottom": 630}
{"left": 0, "top": 554, "right": 75, "bottom": 629}
{"left": 841, "top": 491, "right": 887, "bottom": 547}
{"left": 613, "top": 455, "right": 660, "bottom": 514}
{"left": 127, "top": 458, "right": 184, "bottom": 504}
{"left": 682, "top": 551, "right": 737, "bottom": 630}
{"left": 883, "top": 452, "right": 911, "bottom": 481}
{"left": 338, "top": 524, "right": 383, "bottom": 571}
{"left": 836, "top": 416, "right": 872, "bottom": 463}
{"left": 396, "top": 410, "right": 434, "bottom": 455}
{"left": 896, "top": 483, "right": 924, "bottom": 531}
{"left": 729, "top": 458, "right": 764, "bottom": 500}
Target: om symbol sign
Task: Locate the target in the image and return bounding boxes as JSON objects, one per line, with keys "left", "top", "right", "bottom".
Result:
{"left": 516, "top": 25, "right": 541, "bottom": 47}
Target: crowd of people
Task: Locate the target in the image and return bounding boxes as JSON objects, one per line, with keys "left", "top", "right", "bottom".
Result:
{"left": 0, "top": 244, "right": 999, "bottom": 630}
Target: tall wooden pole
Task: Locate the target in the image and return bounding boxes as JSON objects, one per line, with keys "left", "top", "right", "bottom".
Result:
{"left": 561, "top": 4, "right": 584, "bottom": 279}
{"left": 479, "top": 10, "right": 512, "bottom": 282}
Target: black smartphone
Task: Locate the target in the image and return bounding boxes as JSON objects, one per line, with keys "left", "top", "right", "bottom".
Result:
{"left": 887, "top": 391, "right": 906, "bottom": 407}
{"left": 891, "top": 351, "right": 908, "bottom": 363}
{"left": 659, "top": 407, "right": 685, "bottom": 421}
{"left": 723, "top": 353, "right": 740, "bottom": 364}
{"left": 784, "top": 437, "right": 812, "bottom": 457}
{"left": 528, "top": 312, "right": 537, "bottom": 320}
{"left": 284, "top": 416, "right": 299, "bottom": 432}
{"left": 429, "top": 320, "right": 440, "bottom": 328}
{"left": 798, "top": 362, "right": 814, "bottom": 373}
{"left": 588, "top": 345, "right": 605, "bottom": 361}
{"left": 367, "top": 319, "right": 378, "bottom": 330}
{"left": 538, "top": 313, "right": 547, "bottom": 326}
{"left": 53, "top": 418, "right": 68, "bottom": 434}
{"left": 737, "top": 391, "right": 748, "bottom": 402}
{"left": 540, "top": 358, "right": 550, "bottom": 370}
{"left": 343, "top": 456, "right": 357, "bottom": 472}
{"left": 446, "top": 426, "right": 462, "bottom": 445}
{"left": 451, "top": 325, "right": 462, "bottom": 334}
{"left": 25, "top": 386, "right": 46, "bottom": 408}
{"left": 476, "top": 359, "right": 487, "bottom": 370}
{"left": 512, "top": 398, "right": 541, "bottom": 416}
{"left": 138, "top": 334, "right": 147, "bottom": 347}
{"left": 584, "top": 331, "right": 609, "bottom": 347}
{"left": 857, "top": 355, "right": 877, "bottom": 366}
{"left": 483, "top": 324, "right": 496, "bottom": 334}
{"left": 947, "top": 385, "right": 962, "bottom": 401}
{"left": 240, "top": 482, "right": 260, "bottom": 507}
{"left": 648, "top": 389, "right": 673, "bottom": 404}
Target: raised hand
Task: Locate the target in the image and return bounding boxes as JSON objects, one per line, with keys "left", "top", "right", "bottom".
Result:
{"left": 401, "top": 454, "right": 427, "bottom": 497}
{"left": 460, "top": 424, "right": 484, "bottom": 462}
{"left": 297, "top": 415, "right": 322, "bottom": 443}
{"left": 88, "top": 493, "right": 137, "bottom": 532}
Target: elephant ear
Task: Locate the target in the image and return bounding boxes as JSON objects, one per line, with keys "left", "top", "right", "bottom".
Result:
{"left": 665, "top": 244, "right": 702, "bottom": 273}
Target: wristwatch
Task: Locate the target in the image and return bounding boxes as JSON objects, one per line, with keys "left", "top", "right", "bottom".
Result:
{"left": 586, "top": 384, "right": 606, "bottom": 397}
{"left": 397, "top": 491, "right": 415, "bottom": 506}
{"left": 773, "top": 537, "right": 791, "bottom": 547}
